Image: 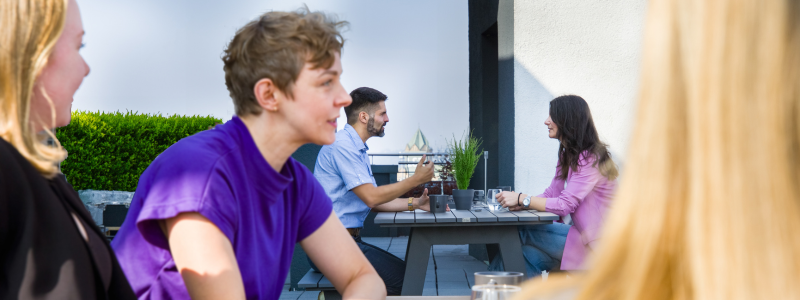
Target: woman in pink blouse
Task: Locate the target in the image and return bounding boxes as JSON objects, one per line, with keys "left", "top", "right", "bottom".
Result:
{"left": 493, "top": 95, "right": 618, "bottom": 276}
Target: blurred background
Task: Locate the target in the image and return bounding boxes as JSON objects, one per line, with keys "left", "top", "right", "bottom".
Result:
{"left": 74, "top": 0, "right": 645, "bottom": 194}
{"left": 74, "top": 0, "right": 469, "bottom": 156}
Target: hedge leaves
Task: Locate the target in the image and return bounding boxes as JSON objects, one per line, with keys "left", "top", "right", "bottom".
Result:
{"left": 56, "top": 111, "right": 221, "bottom": 191}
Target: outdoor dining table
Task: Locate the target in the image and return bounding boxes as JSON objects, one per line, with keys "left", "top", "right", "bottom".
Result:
{"left": 374, "top": 208, "right": 559, "bottom": 295}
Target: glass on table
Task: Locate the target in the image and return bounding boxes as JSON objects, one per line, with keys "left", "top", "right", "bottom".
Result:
{"left": 487, "top": 189, "right": 503, "bottom": 211}
{"left": 470, "top": 284, "right": 521, "bottom": 300}
{"left": 473, "top": 190, "right": 486, "bottom": 208}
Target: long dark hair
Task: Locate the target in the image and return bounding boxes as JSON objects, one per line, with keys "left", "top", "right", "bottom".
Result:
{"left": 550, "top": 95, "right": 618, "bottom": 180}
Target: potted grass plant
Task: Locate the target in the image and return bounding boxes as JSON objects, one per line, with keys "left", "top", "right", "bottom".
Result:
{"left": 448, "top": 131, "right": 483, "bottom": 210}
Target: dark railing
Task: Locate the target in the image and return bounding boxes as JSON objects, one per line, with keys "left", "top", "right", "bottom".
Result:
{"left": 368, "top": 151, "right": 488, "bottom": 195}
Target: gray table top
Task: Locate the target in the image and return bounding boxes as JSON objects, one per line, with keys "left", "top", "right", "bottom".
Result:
{"left": 374, "top": 209, "right": 559, "bottom": 227}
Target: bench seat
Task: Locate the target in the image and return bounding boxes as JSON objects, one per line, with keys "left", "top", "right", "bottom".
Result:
{"left": 298, "top": 269, "right": 335, "bottom": 291}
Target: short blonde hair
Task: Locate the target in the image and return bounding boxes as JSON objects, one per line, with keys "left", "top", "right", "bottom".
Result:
{"left": 222, "top": 8, "right": 348, "bottom": 116}
{"left": 0, "top": 0, "right": 69, "bottom": 177}
{"left": 516, "top": 0, "right": 800, "bottom": 299}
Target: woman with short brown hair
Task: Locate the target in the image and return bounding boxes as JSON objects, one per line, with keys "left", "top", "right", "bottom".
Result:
{"left": 111, "top": 7, "right": 384, "bottom": 300}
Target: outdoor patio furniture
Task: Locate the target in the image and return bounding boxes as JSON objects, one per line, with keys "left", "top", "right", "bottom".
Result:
{"left": 374, "top": 209, "right": 558, "bottom": 295}
{"left": 298, "top": 269, "right": 335, "bottom": 291}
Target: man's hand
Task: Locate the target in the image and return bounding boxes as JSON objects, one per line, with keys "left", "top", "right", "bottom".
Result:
{"left": 416, "top": 188, "right": 450, "bottom": 212}
{"left": 411, "top": 154, "right": 435, "bottom": 184}
{"left": 415, "top": 188, "right": 431, "bottom": 210}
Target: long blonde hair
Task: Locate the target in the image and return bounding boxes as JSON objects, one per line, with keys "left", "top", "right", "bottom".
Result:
{"left": 517, "top": 0, "right": 800, "bottom": 299}
{"left": 0, "top": 0, "right": 69, "bottom": 177}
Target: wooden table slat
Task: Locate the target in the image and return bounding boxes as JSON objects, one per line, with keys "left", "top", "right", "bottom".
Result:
{"left": 489, "top": 209, "right": 520, "bottom": 222}
{"left": 451, "top": 210, "right": 476, "bottom": 223}
{"left": 433, "top": 211, "right": 456, "bottom": 223}
{"left": 531, "top": 211, "right": 559, "bottom": 221}
{"left": 471, "top": 209, "right": 498, "bottom": 222}
{"left": 510, "top": 210, "right": 539, "bottom": 221}
{"left": 374, "top": 212, "right": 397, "bottom": 224}
{"left": 395, "top": 211, "right": 416, "bottom": 223}
{"left": 414, "top": 211, "right": 436, "bottom": 223}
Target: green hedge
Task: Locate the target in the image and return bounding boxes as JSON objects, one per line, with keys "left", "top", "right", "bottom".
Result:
{"left": 56, "top": 111, "right": 222, "bottom": 191}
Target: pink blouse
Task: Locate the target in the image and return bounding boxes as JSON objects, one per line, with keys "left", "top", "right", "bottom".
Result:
{"left": 537, "top": 152, "right": 616, "bottom": 270}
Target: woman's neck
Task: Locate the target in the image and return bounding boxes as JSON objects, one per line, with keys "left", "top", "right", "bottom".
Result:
{"left": 238, "top": 114, "right": 304, "bottom": 173}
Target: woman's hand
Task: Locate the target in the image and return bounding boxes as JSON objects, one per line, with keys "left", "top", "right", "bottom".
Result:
{"left": 496, "top": 191, "right": 522, "bottom": 208}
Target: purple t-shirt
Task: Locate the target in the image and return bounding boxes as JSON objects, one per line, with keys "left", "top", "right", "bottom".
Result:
{"left": 111, "top": 116, "right": 332, "bottom": 300}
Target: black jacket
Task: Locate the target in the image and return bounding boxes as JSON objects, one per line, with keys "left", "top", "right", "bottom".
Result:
{"left": 0, "top": 138, "right": 136, "bottom": 299}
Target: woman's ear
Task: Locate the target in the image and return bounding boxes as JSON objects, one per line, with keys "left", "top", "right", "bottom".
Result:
{"left": 253, "top": 78, "right": 280, "bottom": 112}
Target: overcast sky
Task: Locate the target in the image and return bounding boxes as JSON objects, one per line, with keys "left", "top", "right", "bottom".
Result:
{"left": 74, "top": 0, "right": 468, "bottom": 160}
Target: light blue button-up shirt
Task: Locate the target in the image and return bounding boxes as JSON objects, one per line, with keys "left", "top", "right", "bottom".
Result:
{"left": 314, "top": 124, "right": 376, "bottom": 228}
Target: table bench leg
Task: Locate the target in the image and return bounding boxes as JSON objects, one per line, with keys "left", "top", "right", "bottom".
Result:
{"left": 486, "top": 244, "right": 500, "bottom": 263}
{"left": 497, "top": 229, "right": 526, "bottom": 274}
{"left": 401, "top": 228, "right": 432, "bottom": 295}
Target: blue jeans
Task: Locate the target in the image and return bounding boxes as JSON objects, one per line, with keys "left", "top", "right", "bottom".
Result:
{"left": 308, "top": 235, "right": 406, "bottom": 295}
{"left": 489, "top": 223, "right": 570, "bottom": 277}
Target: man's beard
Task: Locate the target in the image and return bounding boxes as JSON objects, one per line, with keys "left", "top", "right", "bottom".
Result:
{"left": 367, "top": 117, "right": 385, "bottom": 137}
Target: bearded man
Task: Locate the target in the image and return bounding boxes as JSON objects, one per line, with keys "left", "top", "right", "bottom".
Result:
{"left": 312, "top": 87, "right": 436, "bottom": 295}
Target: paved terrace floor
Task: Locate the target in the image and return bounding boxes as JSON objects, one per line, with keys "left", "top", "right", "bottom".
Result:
{"left": 280, "top": 237, "right": 489, "bottom": 299}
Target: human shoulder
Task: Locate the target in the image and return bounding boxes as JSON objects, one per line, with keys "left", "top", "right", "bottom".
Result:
{"left": 578, "top": 150, "right": 597, "bottom": 164}
{"left": 332, "top": 129, "right": 359, "bottom": 149}
{"left": 0, "top": 139, "right": 46, "bottom": 240}
{"left": 132, "top": 129, "right": 244, "bottom": 246}
{"left": 159, "top": 129, "right": 238, "bottom": 165}
{"left": 0, "top": 139, "right": 25, "bottom": 201}
{"left": 0, "top": 138, "right": 42, "bottom": 185}
{"left": 0, "top": 138, "right": 22, "bottom": 170}
{"left": 320, "top": 133, "right": 361, "bottom": 161}
{"left": 138, "top": 128, "right": 241, "bottom": 192}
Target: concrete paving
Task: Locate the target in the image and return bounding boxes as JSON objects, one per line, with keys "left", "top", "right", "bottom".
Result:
{"left": 280, "top": 236, "right": 489, "bottom": 299}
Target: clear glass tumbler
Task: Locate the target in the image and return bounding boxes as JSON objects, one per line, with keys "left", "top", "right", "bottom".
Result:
{"left": 470, "top": 284, "right": 521, "bottom": 300}
{"left": 487, "top": 189, "right": 502, "bottom": 211}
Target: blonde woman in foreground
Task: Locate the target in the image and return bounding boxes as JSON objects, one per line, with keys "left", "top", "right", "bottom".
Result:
{"left": 513, "top": 0, "right": 800, "bottom": 299}
{"left": 0, "top": 0, "right": 136, "bottom": 298}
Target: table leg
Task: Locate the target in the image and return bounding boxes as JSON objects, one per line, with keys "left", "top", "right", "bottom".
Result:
{"left": 486, "top": 244, "right": 500, "bottom": 263}
{"left": 399, "top": 225, "right": 529, "bottom": 295}
{"left": 401, "top": 228, "right": 432, "bottom": 295}
{"left": 497, "top": 228, "right": 526, "bottom": 274}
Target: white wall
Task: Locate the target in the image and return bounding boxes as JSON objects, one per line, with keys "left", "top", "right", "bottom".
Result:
{"left": 513, "top": 1, "right": 646, "bottom": 193}
{"left": 74, "top": 0, "right": 468, "bottom": 157}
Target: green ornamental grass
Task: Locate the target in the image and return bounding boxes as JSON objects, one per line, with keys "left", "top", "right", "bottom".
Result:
{"left": 447, "top": 131, "right": 483, "bottom": 190}
{"left": 56, "top": 111, "right": 221, "bottom": 191}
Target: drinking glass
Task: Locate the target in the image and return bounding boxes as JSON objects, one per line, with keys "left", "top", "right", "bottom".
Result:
{"left": 473, "top": 190, "right": 486, "bottom": 209}
{"left": 470, "top": 284, "right": 521, "bottom": 300}
{"left": 487, "top": 189, "right": 502, "bottom": 211}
